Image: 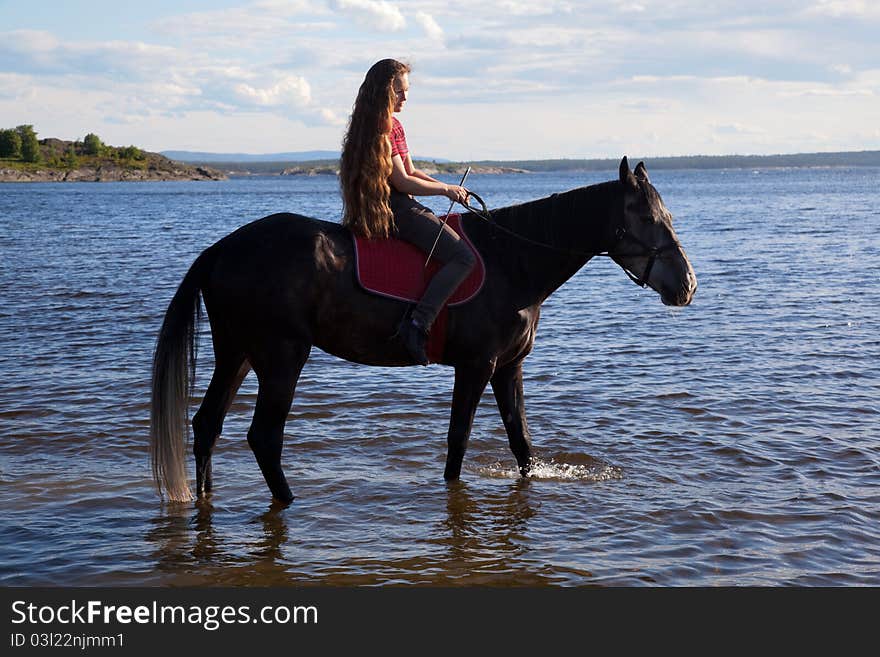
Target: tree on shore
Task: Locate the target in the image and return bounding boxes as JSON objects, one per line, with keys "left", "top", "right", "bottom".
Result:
{"left": 0, "top": 129, "right": 22, "bottom": 158}
{"left": 83, "top": 133, "right": 105, "bottom": 156}
{"left": 117, "top": 145, "right": 145, "bottom": 161}
{"left": 63, "top": 144, "right": 79, "bottom": 169}
{"left": 16, "top": 125, "right": 40, "bottom": 162}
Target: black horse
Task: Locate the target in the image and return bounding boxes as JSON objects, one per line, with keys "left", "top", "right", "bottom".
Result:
{"left": 150, "top": 157, "right": 696, "bottom": 503}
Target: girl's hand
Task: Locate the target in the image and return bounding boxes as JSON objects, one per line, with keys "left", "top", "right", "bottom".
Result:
{"left": 444, "top": 185, "right": 468, "bottom": 204}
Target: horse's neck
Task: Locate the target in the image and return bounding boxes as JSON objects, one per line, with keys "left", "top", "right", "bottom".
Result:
{"left": 490, "top": 181, "right": 621, "bottom": 305}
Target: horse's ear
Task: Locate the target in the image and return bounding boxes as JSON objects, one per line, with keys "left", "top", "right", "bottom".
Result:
{"left": 634, "top": 161, "right": 650, "bottom": 183}
{"left": 620, "top": 156, "right": 637, "bottom": 188}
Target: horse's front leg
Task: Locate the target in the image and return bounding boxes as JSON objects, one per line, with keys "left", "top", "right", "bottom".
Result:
{"left": 490, "top": 360, "right": 532, "bottom": 477}
{"left": 444, "top": 361, "right": 496, "bottom": 480}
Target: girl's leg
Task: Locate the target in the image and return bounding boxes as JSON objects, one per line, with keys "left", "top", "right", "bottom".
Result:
{"left": 390, "top": 192, "right": 475, "bottom": 362}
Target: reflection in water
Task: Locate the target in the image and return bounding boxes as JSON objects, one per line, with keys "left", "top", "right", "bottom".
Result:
{"left": 437, "top": 479, "right": 544, "bottom": 584}
{"left": 443, "top": 479, "right": 534, "bottom": 547}
{"left": 144, "top": 502, "right": 199, "bottom": 582}
{"left": 191, "top": 499, "right": 219, "bottom": 562}
{"left": 251, "top": 500, "right": 290, "bottom": 563}
{"left": 145, "top": 498, "right": 294, "bottom": 585}
{"left": 144, "top": 479, "right": 594, "bottom": 585}
{"left": 302, "top": 480, "right": 549, "bottom": 586}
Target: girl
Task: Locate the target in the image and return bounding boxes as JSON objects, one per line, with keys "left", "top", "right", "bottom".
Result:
{"left": 340, "top": 59, "right": 475, "bottom": 365}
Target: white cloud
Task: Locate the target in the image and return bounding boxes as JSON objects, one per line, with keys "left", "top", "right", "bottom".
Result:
{"left": 0, "top": 29, "right": 334, "bottom": 122}
{"left": 3, "top": 2, "right": 880, "bottom": 156}
{"left": 781, "top": 87, "right": 873, "bottom": 97}
{"left": 414, "top": 12, "right": 444, "bottom": 41}
{"left": 332, "top": 0, "right": 406, "bottom": 31}
{"left": 233, "top": 76, "right": 312, "bottom": 107}
{"left": 317, "top": 107, "right": 346, "bottom": 125}
{"left": 4, "top": 29, "right": 60, "bottom": 53}
{"left": 614, "top": 1, "right": 646, "bottom": 12}
{"left": 807, "top": 0, "right": 880, "bottom": 18}
{"left": 693, "top": 29, "right": 803, "bottom": 59}
{"left": 495, "top": 1, "right": 573, "bottom": 16}
{"left": 0, "top": 30, "right": 182, "bottom": 81}
{"left": 0, "top": 73, "right": 36, "bottom": 100}
{"left": 710, "top": 122, "right": 766, "bottom": 136}
{"left": 152, "top": 1, "right": 332, "bottom": 36}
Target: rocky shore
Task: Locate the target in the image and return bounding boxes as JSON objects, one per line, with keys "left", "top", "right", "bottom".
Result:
{"left": 273, "top": 163, "right": 529, "bottom": 177}
{"left": 0, "top": 163, "right": 225, "bottom": 182}
{"left": 279, "top": 166, "right": 338, "bottom": 176}
{"left": 418, "top": 163, "right": 530, "bottom": 175}
{"left": 0, "top": 135, "right": 226, "bottom": 182}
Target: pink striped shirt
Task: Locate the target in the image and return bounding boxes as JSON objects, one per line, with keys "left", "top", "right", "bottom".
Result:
{"left": 390, "top": 117, "right": 409, "bottom": 158}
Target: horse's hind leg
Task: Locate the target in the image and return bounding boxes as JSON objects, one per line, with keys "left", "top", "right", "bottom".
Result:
{"left": 192, "top": 354, "right": 249, "bottom": 496}
{"left": 490, "top": 360, "right": 533, "bottom": 477}
{"left": 444, "top": 362, "right": 495, "bottom": 480}
{"left": 247, "top": 341, "right": 311, "bottom": 504}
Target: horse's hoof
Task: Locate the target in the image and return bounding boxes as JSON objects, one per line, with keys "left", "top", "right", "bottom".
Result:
{"left": 271, "top": 491, "right": 294, "bottom": 507}
{"left": 268, "top": 498, "right": 292, "bottom": 512}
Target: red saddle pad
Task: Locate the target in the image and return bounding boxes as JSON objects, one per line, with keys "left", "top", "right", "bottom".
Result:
{"left": 353, "top": 214, "right": 484, "bottom": 305}
{"left": 353, "top": 214, "right": 486, "bottom": 363}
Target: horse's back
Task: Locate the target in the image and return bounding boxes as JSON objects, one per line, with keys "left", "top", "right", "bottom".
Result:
{"left": 200, "top": 213, "right": 352, "bottom": 330}
{"left": 214, "top": 212, "right": 345, "bottom": 250}
{"left": 209, "top": 212, "right": 349, "bottom": 264}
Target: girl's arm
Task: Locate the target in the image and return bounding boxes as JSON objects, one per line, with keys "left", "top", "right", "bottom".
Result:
{"left": 406, "top": 153, "right": 444, "bottom": 184}
{"left": 390, "top": 153, "right": 466, "bottom": 203}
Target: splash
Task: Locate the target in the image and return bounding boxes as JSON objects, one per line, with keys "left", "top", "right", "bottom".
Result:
{"left": 473, "top": 456, "right": 623, "bottom": 482}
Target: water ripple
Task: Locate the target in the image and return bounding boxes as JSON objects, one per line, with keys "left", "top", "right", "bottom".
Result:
{"left": 1, "top": 171, "right": 879, "bottom": 585}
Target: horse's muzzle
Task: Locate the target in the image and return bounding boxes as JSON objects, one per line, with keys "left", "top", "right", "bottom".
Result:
{"left": 661, "top": 267, "right": 697, "bottom": 306}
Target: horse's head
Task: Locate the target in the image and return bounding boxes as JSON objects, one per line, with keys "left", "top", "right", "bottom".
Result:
{"left": 611, "top": 157, "right": 697, "bottom": 306}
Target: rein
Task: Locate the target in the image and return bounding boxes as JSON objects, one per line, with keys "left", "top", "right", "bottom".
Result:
{"left": 459, "top": 192, "right": 681, "bottom": 289}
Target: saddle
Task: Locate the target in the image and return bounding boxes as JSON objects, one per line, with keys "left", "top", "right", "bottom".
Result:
{"left": 352, "top": 213, "right": 486, "bottom": 362}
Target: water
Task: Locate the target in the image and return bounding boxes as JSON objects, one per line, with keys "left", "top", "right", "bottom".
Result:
{"left": 1, "top": 168, "right": 878, "bottom": 586}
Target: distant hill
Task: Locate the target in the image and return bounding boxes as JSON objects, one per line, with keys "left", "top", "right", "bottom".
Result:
{"left": 166, "top": 149, "right": 880, "bottom": 176}
{"left": 161, "top": 150, "right": 341, "bottom": 163}
{"left": 164, "top": 149, "right": 452, "bottom": 165}
{"left": 466, "top": 150, "right": 880, "bottom": 172}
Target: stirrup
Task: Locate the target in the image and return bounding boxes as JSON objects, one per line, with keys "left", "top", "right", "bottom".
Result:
{"left": 396, "top": 316, "right": 429, "bottom": 365}
{"left": 390, "top": 306, "right": 416, "bottom": 341}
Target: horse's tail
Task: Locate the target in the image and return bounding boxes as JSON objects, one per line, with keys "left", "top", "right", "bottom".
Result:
{"left": 149, "top": 248, "right": 213, "bottom": 502}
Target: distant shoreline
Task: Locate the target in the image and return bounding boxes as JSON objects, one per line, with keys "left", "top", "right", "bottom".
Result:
{"left": 0, "top": 164, "right": 225, "bottom": 183}
{"left": 4, "top": 148, "right": 878, "bottom": 182}
{"left": 184, "top": 149, "right": 880, "bottom": 177}
{"left": 0, "top": 135, "right": 226, "bottom": 183}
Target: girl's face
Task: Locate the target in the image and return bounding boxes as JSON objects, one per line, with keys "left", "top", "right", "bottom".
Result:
{"left": 392, "top": 73, "right": 409, "bottom": 113}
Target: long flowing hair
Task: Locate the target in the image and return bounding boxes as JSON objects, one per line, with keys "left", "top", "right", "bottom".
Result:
{"left": 340, "top": 59, "right": 411, "bottom": 239}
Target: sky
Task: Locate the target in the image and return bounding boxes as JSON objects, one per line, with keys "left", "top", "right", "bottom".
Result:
{"left": 1, "top": 0, "right": 879, "bottom": 160}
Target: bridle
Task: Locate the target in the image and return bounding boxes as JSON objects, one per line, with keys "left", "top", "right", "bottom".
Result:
{"left": 460, "top": 192, "right": 682, "bottom": 289}
{"left": 609, "top": 223, "right": 682, "bottom": 288}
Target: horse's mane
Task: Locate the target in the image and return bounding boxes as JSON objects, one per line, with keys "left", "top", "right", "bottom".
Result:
{"left": 481, "top": 180, "right": 620, "bottom": 252}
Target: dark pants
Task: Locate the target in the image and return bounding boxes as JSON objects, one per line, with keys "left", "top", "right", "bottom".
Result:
{"left": 389, "top": 190, "right": 476, "bottom": 328}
